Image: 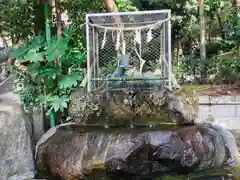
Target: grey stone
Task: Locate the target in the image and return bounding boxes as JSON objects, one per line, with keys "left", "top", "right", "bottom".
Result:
{"left": 36, "top": 123, "right": 238, "bottom": 179}
{"left": 32, "top": 107, "right": 45, "bottom": 142}
{"left": 0, "top": 92, "right": 35, "bottom": 180}
{"left": 0, "top": 47, "right": 12, "bottom": 63}
{"left": 69, "top": 87, "right": 199, "bottom": 125}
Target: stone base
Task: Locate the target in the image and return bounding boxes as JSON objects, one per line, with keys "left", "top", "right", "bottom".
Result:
{"left": 68, "top": 87, "right": 199, "bottom": 125}
{"left": 0, "top": 92, "right": 35, "bottom": 180}
{"left": 36, "top": 123, "right": 238, "bottom": 179}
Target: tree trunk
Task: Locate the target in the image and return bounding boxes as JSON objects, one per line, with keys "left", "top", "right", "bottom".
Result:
{"left": 208, "top": 22, "right": 211, "bottom": 42}
{"left": 199, "top": 0, "right": 206, "bottom": 61}
{"left": 232, "top": 0, "right": 240, "bottom": 7}
{"left": 217, "top": 13, "right": 225, "bottom": 39}
{"left": 233, "top": 0, "right": 240, "bottom": 56}
{"left": 103, "top": 0, "right": 125, "bottom": 55}
{"left": 176, "top": 38, "right": 182, "bottom": 64}
{"left": 199, "top": 0, "right": 206, "bottom": 79}
{"left": 33, "top": 2, "right": 45, "bottom": 35}
{"left": 104, "top": 0, "right": 122, "bottom": 24}
{"left": 55, "top": 0, "right": 62, "bottom": 40}
{"left": 104, "top": 0, "right": 118, "bottom": 12}
{"left": 54, "top": 0, "right": 62, "bottom": 69}
{"left": 232, "top": 0, "right": 240, "bottom": 55}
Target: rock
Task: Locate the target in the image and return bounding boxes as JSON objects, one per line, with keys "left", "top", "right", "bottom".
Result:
{"left": 0, "top": 47, "right": 12, "bottom": 63}
{"left": 36, "top": 123, "right": 238, "bottom": 179}
{"left": 69, "top": 87, "right": 199, "bottom": 125}
{"left": 166, "top": 89, "right": 199, "bottom": 124}
{"left": 0, "top": 92, "right": 35, "bottom": 180}
{"left": 32, "top": 107, "right": 45, "bottom": 142}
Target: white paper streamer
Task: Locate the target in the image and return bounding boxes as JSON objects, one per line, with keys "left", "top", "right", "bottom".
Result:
{"left": 115, "top": 30, "right": 121, "bottom": 50}
{"left": 134, "top": 30, "right": 141, "bottom": 45}
{"left": 101, "top": 29, "right": 107, "bottom": 49}
{"left": 147, "top": 28, "right": 153, "bottom": 43}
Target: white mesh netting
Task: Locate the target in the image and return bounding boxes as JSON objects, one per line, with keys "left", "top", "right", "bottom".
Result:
{"left": 85, "top": 10, "right": 175, "bottom": 92}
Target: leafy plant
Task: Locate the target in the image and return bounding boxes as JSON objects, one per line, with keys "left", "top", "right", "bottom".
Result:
{"left": 10, "top": 27, "right": 86, "bottom": 117}
{"left": 179, "top": 55, "right": 216, "bottom": 78}
{"left": 0, "top": 0, "right": 46, "bottom": 44}
{"left": 215, "top": 51, "right": 240, "bottom": 83}
{"left": 180, "top": 55, "right": 201, "bottom": 76}
{"left": 115, "top": 0, "right": 138, "bottom": 11}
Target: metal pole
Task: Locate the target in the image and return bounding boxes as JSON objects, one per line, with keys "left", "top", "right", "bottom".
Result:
{"left": 163, "top": 23, "right": 166, "bottom": 77}
{"left": 167, "top": 11, "right": 172, "bottom": 90}
{"left": 86, "top": 14, "right": 91, "bottom": 93}
{"left": 44, "top": 3, "right": 51, "bottom": 44}
{"left": 96, "top": 32, "right": 99, "bottom": 89}
{"left": 44, "top": 2, "right": 55, "bottom": 128}
{"left": 92, "top": 27, "right": 96, "bottom": 91}
{"left": 86, "top": 10, "right": 171, "bottom": 17}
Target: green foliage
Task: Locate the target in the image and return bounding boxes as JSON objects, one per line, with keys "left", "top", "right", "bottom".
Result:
{"left": 180, "top": 55, "right": 201, "bottom": 76}
{"left": 61, "top": 0, "right": 105, "bottom": 48}
{"left": 1, "top": 0, "right": 240, "bottom": 88}
{"left": 179, "top": 40, "right": 228, "bottom": 77}
{"left": 179, "top": 49, "right": 240, "bottom": 84}
{"left": 115, "top": 0, "right": 138, "bottom": 11}
{"left": 216, "top": 54, "right": 239, "bottom": 82}
{"left": 59, "top": 74, "right": 82, "bottom": 89}
{"left": 223, "top": 6, "right": 240, "bottom": 46}
{"left": 0, "top": 0, "right": 43, "bottom": 43}
{"left": 61, "top": 0, "right": 138, "bottom": 48}
{"left": 11, "top": 27, "right": 86, "bottom": 115}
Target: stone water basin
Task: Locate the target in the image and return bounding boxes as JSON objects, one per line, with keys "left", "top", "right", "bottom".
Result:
{"left": 36, "top": 123, "right": 239, "bottom": 180}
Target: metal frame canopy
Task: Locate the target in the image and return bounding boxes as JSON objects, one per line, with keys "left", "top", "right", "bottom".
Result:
{"left": 85, "top": 10, "right": 172, "bottom": 92}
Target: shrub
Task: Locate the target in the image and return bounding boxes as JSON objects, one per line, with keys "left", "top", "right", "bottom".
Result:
{"left": 10, "top": 27, "right": 86, "bottom": 118}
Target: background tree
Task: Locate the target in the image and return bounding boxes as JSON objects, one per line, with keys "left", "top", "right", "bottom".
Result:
{"left": 0, "top": 0, "right": 239, "bottom": 84}
{"left": 199, "top": 0, "right": 206, "bottom": 80}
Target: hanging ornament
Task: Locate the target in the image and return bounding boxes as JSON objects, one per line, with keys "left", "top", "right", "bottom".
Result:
{"left": 147, "top": 28, "right": 153, "bottom": 43}
{"left": 115, "top": 30, "right": 121, "bottom": 50}
{"left": 122, "top": 40, "right": 126, "bottom": 54}
{"left": 134, "top": 30, "right": 141, "bottom": 45}
{"left": 101, "top": 29, "right": 107, "bottom": 49}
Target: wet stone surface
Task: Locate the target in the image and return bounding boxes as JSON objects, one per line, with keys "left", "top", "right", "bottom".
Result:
{"left": 36, "top": 123, "right": 238, "bottom": 180}
{"left": 68, "top": 87, "right": 199, "bottom": 125}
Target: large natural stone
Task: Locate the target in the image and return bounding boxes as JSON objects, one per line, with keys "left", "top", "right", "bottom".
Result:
{"left": 69, "top": 87, "right": 199, "bottom": 125}
{"left": 0, "top": 47, "right": 12, "bottom": 63}
{"left": 0, "top": 92, "right": 35, "bottom": 180}
{"left": 36, "top": 123, "right": 238, "bottom": 179}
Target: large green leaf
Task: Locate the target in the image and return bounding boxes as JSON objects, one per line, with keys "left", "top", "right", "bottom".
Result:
{"left": 27, "top": 35, "right": 45, "bottom": 51}
{"left": 27, "top": 62, "right": 41, "bottom": 75}
{"left": 46, "top": 38, "right": 69, "bottom": 62}
{"left": 37, "top": 94, "right": 52, "bottom": 108}
{"left": 58, "top": 73, "right": 82, "bottom": 89}
{"left": 62, "top": 26, "right": 75, "bottom": 39}
{"left": 51, "top": 95, "right": 69, "bottom": 112}
{"left": 24, "top": 49, "right": 44, "bottom": 62}
{"left": 76, "top": 54, "right": 86, "bottom": 64}
{"left": 10, "top": 44, "right": 28, "bottom": 59}
{"left": 60, "top": 50, "right": 86, "bottom": 66}
{"left": 41, "top": 66, "right": 62, "bottom": 79}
